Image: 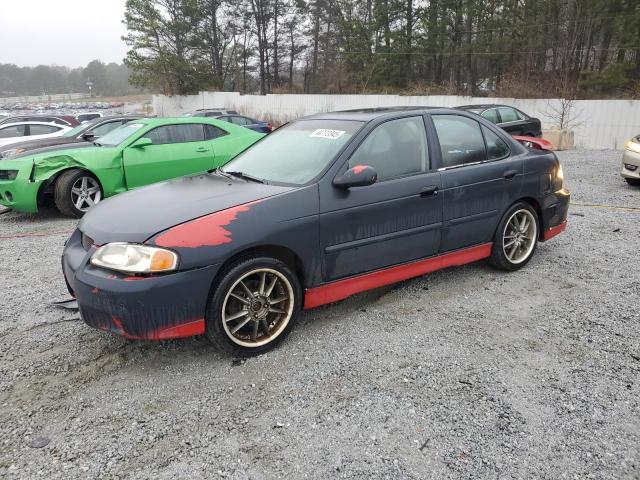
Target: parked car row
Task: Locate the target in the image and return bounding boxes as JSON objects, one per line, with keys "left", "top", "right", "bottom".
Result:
{"left": 4, "top": 101, "right": 636, "bottom": 355}
{"left": 0, "top": 101, "right": 124, "bottom": 111}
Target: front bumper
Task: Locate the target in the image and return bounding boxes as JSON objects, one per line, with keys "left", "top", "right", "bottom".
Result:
{"left": 62, "top": 229, "right": 221, "bottom": 340}
{"left": 621, "top": 149, "right": 640, "bottom": 180}
{"left": 0, "top": 166, "right": 41, "bottom": 213}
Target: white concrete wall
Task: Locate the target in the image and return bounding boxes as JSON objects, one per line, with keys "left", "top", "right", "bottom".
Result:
{"left": 153, "top": 91, "right": 640, "bottom": 149}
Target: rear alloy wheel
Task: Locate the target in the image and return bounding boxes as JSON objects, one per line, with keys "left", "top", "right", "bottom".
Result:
{"left": 206, "top": 257, "right": 301, "bottom": 356}
{"left": 490, "top": 203, "right": 539, "bottom": 271}
{"left": 54, "top": 169, "right": 102, "bottom": 218}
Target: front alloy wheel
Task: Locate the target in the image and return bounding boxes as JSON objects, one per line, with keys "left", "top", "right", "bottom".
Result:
{"left": 207, "top": 257, "right": 301, "bottom": 356}
{"left": 54, "top": 169, "right": 103, "bottom": 218}
{"left": 71, "top": 176, "right": 102, "bottom": 212}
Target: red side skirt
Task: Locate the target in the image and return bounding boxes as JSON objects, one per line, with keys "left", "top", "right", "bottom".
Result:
{"left": 304, "top": 243, "right": 493, "bottom": 309}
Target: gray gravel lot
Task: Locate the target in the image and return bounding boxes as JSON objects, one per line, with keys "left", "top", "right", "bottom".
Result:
{"left": 0, "top": 150, "right": 639, "bottom": 479}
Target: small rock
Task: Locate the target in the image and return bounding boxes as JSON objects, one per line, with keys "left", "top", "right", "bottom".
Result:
{"left": 29, "top": 436, "right": 50, "bottom": 448}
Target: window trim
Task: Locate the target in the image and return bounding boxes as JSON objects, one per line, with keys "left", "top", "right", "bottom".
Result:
{"left": 430, "top": 113, "right": 511, "bottom": 172}
{"left": 340, "top": 114, "right": 434, "bottom": 184}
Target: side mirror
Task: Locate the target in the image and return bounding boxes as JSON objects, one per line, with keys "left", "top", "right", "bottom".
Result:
{"left": 131, "top": 137, "right": 153, "bottom": 148}
{"left": 81, "top": 132, "right": 95, "bottom": 141}
{"left": 333, "top": 165, "right": 377, "bottom": 189}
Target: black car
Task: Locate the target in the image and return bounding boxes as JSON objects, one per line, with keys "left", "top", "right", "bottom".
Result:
{"left": 183, "top": 109, "right": 272, "bottom": 133}
{"left": 0, "top": 115, "right": 141, "bottom": 158}
{"left": 62, "top": 107, "right": 569, "bottom": 355}
{"left": 456, "top": 104, "right": 542, "bottom": 137}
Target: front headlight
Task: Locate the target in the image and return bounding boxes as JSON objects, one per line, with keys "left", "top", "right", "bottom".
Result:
{"left": 90, "top": 243, "right": 178, "bottom": 274}
{"left": 1, "top": 147, "right": 26, "bottom": 158}
{"left": 624, "top": 137, "right": 640, "bottom": 154}
{"left": 0, "top": 170, "right": 19, "bottom": 180}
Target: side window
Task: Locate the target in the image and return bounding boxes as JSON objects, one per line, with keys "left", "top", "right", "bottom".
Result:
{"left": 498, "top": 107, "right": 519, "bottom": 123}
{"left": 235, "top": 116, "right": 252, "bottom": 126}
{"left": 348, "top": 116, "right": 429, "bottom": 182}
{"left": 481, "top": 109, "right": 499, "bottom": 123}
{"left": 91, "top": 121, "right": 122, "bottom": 137}
{"left": 169, "top": 124, "right": 206, "bottom": 143}
{"left": 145, "top": 126, "right": 173, "bottom": 144}
{"left": 205, "top": 111, "right": 222, "bottom": 117}
{"left": 146, "top": 124, "right": 205, "bottom": 145}
{"left": 0, "top": 125, "right": 26, "bottom": 138}
{"left": 204, "top": 124, "right": 228, "bottom": 140}
{"left": 432, "top": 115, "right": 487, "bottom": 167}
{"left": 29, "top": 124, "right": 60, "bottom": 135}
{"left": 482, "top": 126, "right": 510, "bottom": 160}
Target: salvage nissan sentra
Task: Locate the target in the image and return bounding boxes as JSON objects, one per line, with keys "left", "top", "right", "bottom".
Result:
{"left": 62, "top": 107, "right": 569, "bottom": 355}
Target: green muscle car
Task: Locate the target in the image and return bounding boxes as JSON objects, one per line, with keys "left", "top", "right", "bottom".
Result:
{"left": 0, "top": 117, "right": 264, "bottom": 217}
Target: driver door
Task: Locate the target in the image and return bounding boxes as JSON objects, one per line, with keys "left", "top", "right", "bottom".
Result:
{"left": 122, "top": 123, "right": 213, "bottom": 188}
{"left": 319, "top": 115, "right": 442, "bottom": 281}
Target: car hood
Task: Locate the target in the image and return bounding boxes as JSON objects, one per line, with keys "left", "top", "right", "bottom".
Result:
{"left": 78, "top": 173, "right": 294, "bottom": 244}
{"left": 0, "top": 137, "right": 85, "bottom": 159}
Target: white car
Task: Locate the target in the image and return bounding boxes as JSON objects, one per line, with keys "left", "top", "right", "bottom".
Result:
{"left": 622, "top": 135, "right": 640, "bottom": 186}
{"left": 0, "top": 122, "right": 72, "bottom": 147}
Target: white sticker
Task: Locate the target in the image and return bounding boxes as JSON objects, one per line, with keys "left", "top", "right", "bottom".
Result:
{"left": 310, "top": 129, "right": 345, "bottom": 139}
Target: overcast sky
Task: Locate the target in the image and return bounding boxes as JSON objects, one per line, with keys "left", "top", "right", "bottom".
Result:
{"left": 0, "top": 0, "right": 128, "bottom": 67}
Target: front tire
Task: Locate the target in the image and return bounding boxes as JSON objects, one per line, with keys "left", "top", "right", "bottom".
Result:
{"left": 206, "top": 256, "right": 302, "bottom": 356}
{"left": 54, "top": 169, "right": 102, "bottom": 218}
{"left": 490, "top": 202, "right": 539, "bottom": 271}
{"left": 625, "top": 178, "right": 640, "bottom": 187}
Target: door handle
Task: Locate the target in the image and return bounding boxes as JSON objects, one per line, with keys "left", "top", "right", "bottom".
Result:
{"left": 196, "top": 147, "right": 208, "bottom": 153}
{"left": 420, "top": 185, "right": 439, "bottom": 197}
{"left": 503, "top": 169, "right": 518, "bottom": 179}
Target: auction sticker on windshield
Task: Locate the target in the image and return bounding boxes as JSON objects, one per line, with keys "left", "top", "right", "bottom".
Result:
{"left": 310, "top": 129, "right": 346, "bottom": 139}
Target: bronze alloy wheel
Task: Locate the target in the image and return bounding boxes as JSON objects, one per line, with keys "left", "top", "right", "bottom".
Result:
{"left": 221, "top": 268, "right": 295, "bottom": 348}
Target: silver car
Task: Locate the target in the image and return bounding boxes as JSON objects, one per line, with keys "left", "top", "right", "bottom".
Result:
{"left": 622, "top": 136, "right": 640, "bottom": 186}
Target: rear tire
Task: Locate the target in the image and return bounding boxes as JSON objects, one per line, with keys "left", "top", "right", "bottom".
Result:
{"left": 54, "top": 169, "right": 102, "bottom": 218}
{"left": 490, "top": 202, "right": 539, "bottom": 271}
{"left": 206, "top": 256, "right": 302, "bottom": 356}
{"left": 625, "top": 178, "right": 640, "bottom": 187}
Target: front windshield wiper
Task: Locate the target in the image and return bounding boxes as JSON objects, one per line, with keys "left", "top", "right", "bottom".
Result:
{"left": 209, "top": 167, "right": 233, "bottom": 178}
{"left": 225, "top": 171, "right": 266, "bottom": 184}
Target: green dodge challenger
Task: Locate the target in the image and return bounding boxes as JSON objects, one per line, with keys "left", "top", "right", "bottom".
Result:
{"left": 0, "top": 117, "right": 264, "bottom": 217}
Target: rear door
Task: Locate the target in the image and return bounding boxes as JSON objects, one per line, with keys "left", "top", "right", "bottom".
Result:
{"left": 319, "top": 115, "right": 442, "bottom": 281}
{"left": 496, "top": 107, "right": 525, "bottom": 135}
{"left": 27, "top": 124, "right": 64, "bottom": 139}
{"left": 431, "top": 114, "right": 523, "bottom": 252}
{"left": 122, "top": 123, "right": 213, "bottom": 188}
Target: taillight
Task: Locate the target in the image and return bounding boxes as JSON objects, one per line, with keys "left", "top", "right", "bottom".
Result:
{"left": 267, "top": 123, "right": 273, "bottom": 132}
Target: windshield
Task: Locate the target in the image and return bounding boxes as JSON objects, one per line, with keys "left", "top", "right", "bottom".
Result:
{"left": 97, "top": 123, "right": 145, "bottom": 146}
{"left": 222, "top": 119, "right": 362, "bottom": 185}
{"left": 63, "top": 124, "right": 89, "bottom": 138}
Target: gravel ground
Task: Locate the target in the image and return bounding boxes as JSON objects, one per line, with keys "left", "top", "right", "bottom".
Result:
{"left": 0, "top": 150, "right": 639, "bottom": 479}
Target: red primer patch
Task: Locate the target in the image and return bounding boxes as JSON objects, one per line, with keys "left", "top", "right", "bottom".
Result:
{"left": 352, "top": 165, "right": 366, "bottom": 174}
{"left": 154, "top": 200, "right": 262, "bottom": 248}
{"left": 91, "top": 288, "right": 99, "bottom": 294}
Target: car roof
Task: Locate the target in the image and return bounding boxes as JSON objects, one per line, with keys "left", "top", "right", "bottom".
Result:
{"left": 300, "top": 106, "right": 463, "bottom": 122}
{"left": 457, "top": 104, "right": 515, "bottom": 110}
{"left": 0, "top": 121, "right": 67, "bottom": 127}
